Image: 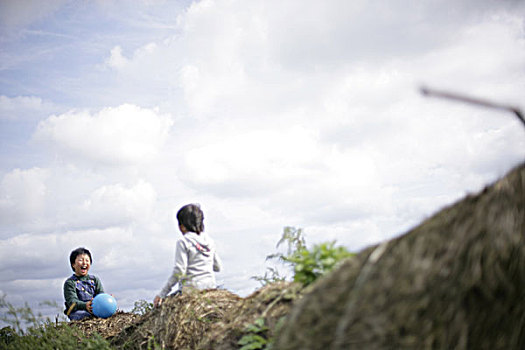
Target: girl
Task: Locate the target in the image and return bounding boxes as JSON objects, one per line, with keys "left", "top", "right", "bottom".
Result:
{"left": 154, "top": 204, "right": 222, "bottom": 307}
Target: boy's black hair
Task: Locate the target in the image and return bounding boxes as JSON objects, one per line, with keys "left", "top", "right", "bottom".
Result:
{"left": 69, "top": 247, "right": 92, "bottom": 271}
{"left": 177, "top": 204, "right": 204, "bottom": 234}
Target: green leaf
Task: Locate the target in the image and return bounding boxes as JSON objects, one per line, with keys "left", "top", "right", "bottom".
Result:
{"left": 238, "top": 334, "right": 268, "bottom": 349}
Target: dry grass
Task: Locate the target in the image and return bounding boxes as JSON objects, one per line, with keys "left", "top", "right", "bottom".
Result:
{"left": 70, "top": 311, "right": 140, "bottom": 341}
{"left": 71, "top": 282, "right": 303, "bottom": 349}
{"left": 199, "top": 281, "right": 302, "bottom": 350}
{"left": 111, "top": 289, "right": 240, "bottom": 349}
{"left": 275, "top": 162, "right": 525, "bottom": 349}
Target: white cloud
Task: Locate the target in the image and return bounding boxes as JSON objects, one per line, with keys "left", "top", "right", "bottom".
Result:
{"left": 0, "top": 95, "right": 57, "bottom": 121}
{"left": 0, "top": 165, "right": 161, "bottom": 238}
{"left": 95, "top": 0, "right": 525, "bottom": 125}
{"left": 105, "top": 46, "right": 129, "bottom": 70}
{"left": 0, "top": 167, "right": 49, "bottom": 226}
{"left": 104, "top": 43, "right": 159, "bottom": 71}
{"left": 33, "top": 104, "right": 174, "bottom": 165}
{"left": 80, "top": 180, "right": 157, "bottom": 228}
{"left": 411, "top": 15, "right": 525, "bottom": 101}
{"left": 0, "top": 228, "right": 131, "bottom": 282}
{"left": 182, "top": 126, "right": 319, "bottom": 193}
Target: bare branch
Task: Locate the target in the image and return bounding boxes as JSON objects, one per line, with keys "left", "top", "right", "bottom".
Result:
{"left": 420, "top": 86, "right": 525, "bottom": 129}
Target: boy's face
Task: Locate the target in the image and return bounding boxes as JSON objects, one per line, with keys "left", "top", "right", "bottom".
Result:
{"left": 72, "top": 253, "right": 91, "bottom": 277}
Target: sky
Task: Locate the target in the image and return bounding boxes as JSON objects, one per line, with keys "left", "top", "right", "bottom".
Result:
{"left": 1, "top": 0, "right": 524, "bottom": 322}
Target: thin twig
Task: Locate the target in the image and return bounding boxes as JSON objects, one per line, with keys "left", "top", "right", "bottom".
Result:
{"left": 420, "top": 86, "right": 525, "bottom": 129}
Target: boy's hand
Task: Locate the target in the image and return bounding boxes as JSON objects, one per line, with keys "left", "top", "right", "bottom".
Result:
{"left": 153, "top": 295, "right": 163, "bottom": 307}
{"left": 86, "top": 300, "right": 93, "bottom": 313}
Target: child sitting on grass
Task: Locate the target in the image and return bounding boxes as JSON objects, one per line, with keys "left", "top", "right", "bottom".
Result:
{"left": 154, "top": 203, "right": 222, "bottom": 307}
{"left": 63, "top": 247, "right": 105, "bottom": 320}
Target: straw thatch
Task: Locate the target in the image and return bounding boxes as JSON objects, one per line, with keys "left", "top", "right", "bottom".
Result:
{"left": 111, "top": 289, "right": 240, "bottom": 349}
{"left": 70, "top": 282, "right": 303, "bottom": 349}
{"left": 198, "top": 281, "right": 302, "bottom": 349}
{"left": 70, "top": 311, "right": 140, "bottom": 340}
{"left": 274, "top": 162, "right": 525, "bottom": 349}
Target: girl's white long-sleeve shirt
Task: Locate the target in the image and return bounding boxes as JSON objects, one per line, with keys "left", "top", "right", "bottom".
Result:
{"left": 159, "top": 231, "right": 222, "bottom": 297}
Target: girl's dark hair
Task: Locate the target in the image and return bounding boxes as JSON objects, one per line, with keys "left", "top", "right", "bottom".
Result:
{"left": 177, "top": 204, "right": 204, "bottom": 234}
{"left": 69, "top": 247, "right": 92, "bottom": 271}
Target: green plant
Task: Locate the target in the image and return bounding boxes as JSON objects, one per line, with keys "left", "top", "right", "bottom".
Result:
{"left": 238, "top": 317, "right": 269, "bottom": 350}
{"left": 0, "top": 294, "right": 113, "bottom": 349}
{"left": 252, "top": 227, "right": 306, "bottom": 286}
{"left": 131, "top": 299, "right": 153, "bottom": 316}
{"left": 254, "top": 226, "right": 354, "bottom": 287}
{"left": 283, "top": 241, "right": 354, "bottom": 286}
{"left": 251, "top": 267, "right": 286, "bottom": 286}
{"left": 146, "top": 335, "right": 162, "bottom": 350}
{"left": 0, "top": 294, "right": 47, "bottom": 334}
{"left": 270, "top": 226, "right": 307, "bottom": 258}
{"left": 0, "top": 321, "right": 113, "bottom": 349}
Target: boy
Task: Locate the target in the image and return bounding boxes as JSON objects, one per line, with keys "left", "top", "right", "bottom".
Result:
{"left": 63, "top": 247, "right": 105, "bottom": 320}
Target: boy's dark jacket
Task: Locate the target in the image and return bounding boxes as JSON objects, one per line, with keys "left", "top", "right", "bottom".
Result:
{"left": 63, "top": 274, "right": 104, "bottom": 314}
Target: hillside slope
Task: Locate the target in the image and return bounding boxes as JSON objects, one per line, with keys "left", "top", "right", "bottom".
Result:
{"left": 275, "top": 162, "right": 525, "bottom": 349}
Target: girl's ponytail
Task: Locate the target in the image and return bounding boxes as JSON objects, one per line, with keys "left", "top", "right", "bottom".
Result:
{"left": 177, "top": 204, "right": 204, "bottom": 234}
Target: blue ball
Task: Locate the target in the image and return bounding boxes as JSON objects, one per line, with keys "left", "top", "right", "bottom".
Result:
{"left": 92, "top": 293, "right": 117, "bottom": 318}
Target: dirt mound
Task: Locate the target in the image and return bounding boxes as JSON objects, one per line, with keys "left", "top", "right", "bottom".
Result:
{"left": 275, "top": 162, "right": 525, "bottom": 349}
